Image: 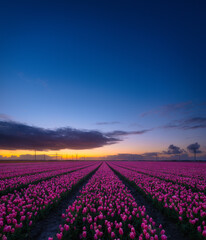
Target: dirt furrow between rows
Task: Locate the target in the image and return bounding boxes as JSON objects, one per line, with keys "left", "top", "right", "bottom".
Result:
{"left": 110, "top": 165, "right": 188, "bottom": 240}
{"left": 26, "top": 165, "right": 101, "bottom": 240}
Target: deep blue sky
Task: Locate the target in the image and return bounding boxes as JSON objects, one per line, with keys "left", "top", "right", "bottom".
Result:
{"left": 0, "top": 0, "right": 206, "bottom": 158}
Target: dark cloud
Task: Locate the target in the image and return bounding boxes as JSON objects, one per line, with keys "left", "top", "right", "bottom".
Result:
{"left": 162, "top": 117, "right": 206, "bottom": 130}
{"left": 0, "top": 121, "right": 119, "bottom": 151}
{"left": 96, "top": 121, "right": 120, "bottom": 125}
{"left": 106, "top": 129, "right": 151, "bottom": 137}
{"left": 163, "top": 144, "right": 184, "bottom": 155}
{"left": 187, "top": 142, "right": 202, "bottom": 154}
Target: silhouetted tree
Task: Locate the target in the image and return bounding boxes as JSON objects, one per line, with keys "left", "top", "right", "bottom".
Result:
{"left": 187, "top": 142, "right": 202, "bottom": 161}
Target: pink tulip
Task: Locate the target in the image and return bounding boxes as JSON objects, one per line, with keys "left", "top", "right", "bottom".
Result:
{"left": 161, "top": 235, "right": 167, "bottom": 240}
{"left": 111, "top": 232, "right": 115, "bottom": 238}
{"left": 119, "top": 228, "right": 123, "bottom": 235}
{"left": 130, "top": 231, "right": 135, "bottom": 239}
{"left": 82, "top": 231, "right": 87, "bottom": 238}
{"left": 64, "top": 224, "right": 69, "bottom": 231}
{"left": 56, "top": 232, "right": 63, "bottom": 239}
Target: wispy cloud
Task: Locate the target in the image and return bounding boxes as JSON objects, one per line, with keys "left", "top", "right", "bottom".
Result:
{"left": 96, "top": 121, "right": 120, "bottom": 125}
{"left": 162, "top": 117, "right": 206, "bottom": 130}
{"left": 140, "top": 101, "right": 193, "bottom": 117}
{"left": 0, "top": 121, "right": 119, "bottom": 151}
{"left": 181, "top": 117, "right": 206, "bottom": 129}
{"left": 106, "top": 129, "right": 151, "bottom": 138}
{"left": 0, "top": 114, "right": 13, "bottom": 121}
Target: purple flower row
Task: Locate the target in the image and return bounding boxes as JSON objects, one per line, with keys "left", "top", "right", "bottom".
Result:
{"left": 0, "top": 163, "right": 100, "bottom": 240}
{"left": 112, "top": 161, "right": 206, "bottom": 192}
{"left": 0, "top": 163, "right": 94, "bottom": 194}
{"left": 0, "top": 161, "right": 93, "bottom": 179}
{"left": 109, "top": 162, "right": 206, "bottom": 239}
{"left": 50, "top": 163, "right": 167, "bottom": 240}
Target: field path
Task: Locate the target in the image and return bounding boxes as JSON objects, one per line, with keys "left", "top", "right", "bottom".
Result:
{"left": 110, "top": 165, "right": 188, "bottom": 240}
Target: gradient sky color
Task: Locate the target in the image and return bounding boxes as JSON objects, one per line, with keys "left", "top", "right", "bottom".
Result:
{"left": 0, "top": 0, "right": 206, "bottom": 160}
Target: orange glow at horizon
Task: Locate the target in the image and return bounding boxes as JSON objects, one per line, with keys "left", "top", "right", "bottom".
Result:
{"left": 0, "top": 149, "right": 131, "bottom": 158}
{"left": 0, "top": 138, "right": 184, "bottom": 159}
{"left": 0, "top": 147, "right": 203, "bottom": 159}
{"left": 0, "top": 144, "right": 158, "bottom": 159}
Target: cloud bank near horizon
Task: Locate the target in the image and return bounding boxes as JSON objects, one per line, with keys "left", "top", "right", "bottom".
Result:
{"left": 0, "top": 121, "right": 150, "bottom": 151}
{"left": 0, "top": 121, "right": 119, "bottom": 150}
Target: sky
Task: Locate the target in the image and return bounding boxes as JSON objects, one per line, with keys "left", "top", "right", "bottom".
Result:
{"left": 0, "top": 0, "right": 206, "bottom": 160}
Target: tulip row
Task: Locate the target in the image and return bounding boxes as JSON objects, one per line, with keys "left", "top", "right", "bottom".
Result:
{"left": 0, "top": 163, "right": 58, "bottom": 179}
{"left": 49, "top": 163, "right": 167, "bottom": 240}
{"left": 114, "top": 161, "right": 206, "bottom": 181}
{"left": 112, "top": 161, "right": 206, "bottom": 192}
{"left": 108, "top": 162, "right": 206, "bottom": 239}
{"left": 0, "top": 163, "right": 94, "bottom": 195}
{"left": 0, "top": 161, "right": 91, "bottom": 179}
{"left": 0, "top": 163, "right": 100, "bottom": 240}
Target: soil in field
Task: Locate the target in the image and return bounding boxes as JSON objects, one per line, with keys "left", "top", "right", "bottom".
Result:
{"left": 113, "top": 170, "right": 188, "bottom": 240}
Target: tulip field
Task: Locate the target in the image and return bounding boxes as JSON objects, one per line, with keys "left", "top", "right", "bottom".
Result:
{"left": 0, "top": 161, "right": 100, "bottom": 240}
{"left": 0, "top": 161, "right": 206, "bottom": 240}
{"left": 108, "top": 161, "right": 206, "bottom": 240}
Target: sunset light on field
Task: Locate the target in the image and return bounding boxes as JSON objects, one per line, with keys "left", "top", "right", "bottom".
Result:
{"left": 0, "top": 1, "right": 206, "bottom": 240}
